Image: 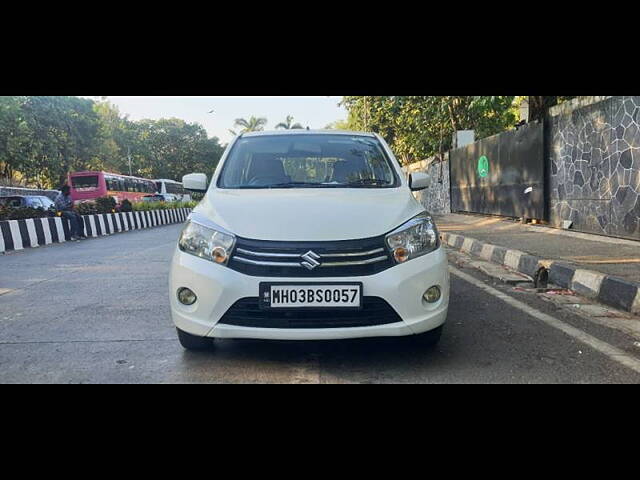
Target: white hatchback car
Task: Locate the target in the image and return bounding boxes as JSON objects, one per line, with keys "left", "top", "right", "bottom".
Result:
{"left": 169, "top": 130, "right": 449, "bottom": 350}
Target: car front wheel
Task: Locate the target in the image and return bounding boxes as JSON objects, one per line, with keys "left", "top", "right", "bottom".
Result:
{"left": 176, "top": 328, "right": 213, "bottom": 351}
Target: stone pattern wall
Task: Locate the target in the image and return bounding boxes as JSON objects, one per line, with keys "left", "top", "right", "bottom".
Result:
{"left": 548, "top": 96, "right": 640, "bottom": 240}
{"left": 403, "top": 154, "right": 451, "bottom": 214}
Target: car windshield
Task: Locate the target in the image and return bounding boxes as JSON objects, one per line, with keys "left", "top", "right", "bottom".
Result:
{"left": 217, "top": 134, "right": 399, "bottom": 189}
{"left": 1, "top": 197, "right": 23, "bottom": 207}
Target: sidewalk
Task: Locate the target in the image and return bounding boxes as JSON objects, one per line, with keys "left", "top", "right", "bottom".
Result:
{"left": 435, "top": 213, "right": 640, "bottom": 313}
{"left": 436, "top": 213, "right": 640, "bottom": 283}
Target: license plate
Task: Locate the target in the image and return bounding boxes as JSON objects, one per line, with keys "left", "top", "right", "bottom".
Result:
{"left": 259, "top": 283, "right": 362, "bottom": 309}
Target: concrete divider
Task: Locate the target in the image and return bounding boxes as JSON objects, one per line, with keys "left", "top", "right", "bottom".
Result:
{"left": 0, "top": 208, "right": 192, "bottom": 254}
{"left": 441, "top": 231, "right": 640, "bottom": 315}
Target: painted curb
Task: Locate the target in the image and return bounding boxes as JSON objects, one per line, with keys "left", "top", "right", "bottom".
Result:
{"left": 0, "top": 208, "right": 192, "bottom": 254}
{"left": 441, "top": 231, "right": 640, "bottom": 315}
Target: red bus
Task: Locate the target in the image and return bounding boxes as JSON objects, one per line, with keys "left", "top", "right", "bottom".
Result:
{"left": 68, "top": 171, "right": 157, "bottom": 205}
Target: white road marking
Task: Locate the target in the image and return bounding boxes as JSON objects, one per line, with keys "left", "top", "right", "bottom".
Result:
{"left": 449, "top": 265, "right": 640, "bottom": 375}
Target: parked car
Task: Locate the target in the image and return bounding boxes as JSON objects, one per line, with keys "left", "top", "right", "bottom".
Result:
{"left": 154, "top": 179, "right": 192, "bottom": 202}
{"left": 169, "top": 130, "right": 450, "bottom": 351}
{"left": 0, "top": 195, "right": 56, "bottom": 212}
{"left": 142, "top": 194, "right": 179, "bottom": 203}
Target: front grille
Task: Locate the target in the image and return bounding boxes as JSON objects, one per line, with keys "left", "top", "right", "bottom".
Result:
{"left": 218, "top": 297, "right": 403, "bottom": 329}
{"left": 228, "top": 235, "right": 395, "bottom": 277}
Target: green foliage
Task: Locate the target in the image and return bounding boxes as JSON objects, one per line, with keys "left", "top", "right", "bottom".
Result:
{"left": 324, "top": 119, "right": 351, "bottom": 130}
{"left": 0, "top": 97, "right": 225, "bottom": 189}
{"left": 528, "top": 96, "right": 577, "bottom": 121}
{"left": 231, "top": 116, "right": 267, "bottom": 135}
{"left": 0, "top": 206, "right": 52, "bottom": 220}
{"left": 119, "top": 199, "right": 133, "bottom": 212}
{"left": 95, "top": 196, "right": 117, "bottom": 214}
{"left": 132, "top": 200, "right": 197, "bottom": 211}
{"left": 340, "top": 96, "right": 521, "bottom": 164}
{"left": 0, "top": 199, "right": 195, "bottom": 221}
{"left": 276, "top": 115, "right": 303, "bottom": 130}
{"left": 76, "top": 202, "right": 98, "bottom": 215}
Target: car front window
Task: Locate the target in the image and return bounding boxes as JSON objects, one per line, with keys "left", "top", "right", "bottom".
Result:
{"left": 217, "top": 134, "right": 399, "bottom": 189}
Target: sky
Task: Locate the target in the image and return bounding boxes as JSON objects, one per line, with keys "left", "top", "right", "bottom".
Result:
{"left": 93, "top": 96, "right": 348, "bottom": 145}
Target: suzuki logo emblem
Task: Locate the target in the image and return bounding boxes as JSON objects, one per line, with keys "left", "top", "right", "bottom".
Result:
{"left": 300, "top": 250, "right": 321, "bottom": 270}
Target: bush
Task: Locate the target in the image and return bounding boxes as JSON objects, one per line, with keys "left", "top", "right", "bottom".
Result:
{"left": 133, "top": 201, "right": 164, "bottom": 211}
{"left": 0, "top": 198, "right": 196, "bottom": 222}
{"left": 131, "top": 200, "right": 197, "bottom": 211}
{"left": 76, "top": 202, "right": 98, "bottom": 215}
{"left": 0, "top": 206, "right": 51, "bottom": 220}
{"left": 119, "top": 199, "right": 133, "bottom": 212}
{"left": 95, "top": 196, "right": 117, "bottom": 214}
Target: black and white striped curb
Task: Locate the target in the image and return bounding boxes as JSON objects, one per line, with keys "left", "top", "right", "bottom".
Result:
{"left": 0, "top": 208, "right": 192, "bottom": 254}
{"left": 441, "top": 232, "right": 640, "bottom": 315}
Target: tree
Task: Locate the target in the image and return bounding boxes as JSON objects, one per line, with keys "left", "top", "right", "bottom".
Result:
{"left": 324, "top": 119, "right": 350, "bottom": 130}
{"left": 340, "top": 96, "right": 519, "bottom": 165}
{"left": 528, "top": 96, "right": 576, "bottom": 121}
{"left": 0, "top": 96, "right": 30, "bottom": 185}
{"left": 0, "top": 96, "right": 226, "bottom": 189}
{"left": 19, "top": 96, "right": 102, "bottom": 188}
{"left": 275, "top": 115, "right": 303, "bottom": 129}
{"left": 232, "top": 116, "right": 268, "bottom": 134}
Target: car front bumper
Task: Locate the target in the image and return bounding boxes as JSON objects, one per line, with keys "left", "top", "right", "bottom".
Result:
{"left": 169, "top": 246, "right": 449, "bottom": 340}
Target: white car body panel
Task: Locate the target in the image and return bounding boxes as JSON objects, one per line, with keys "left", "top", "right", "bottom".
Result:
{"left": 169, "top": 130, "right": 449, "bottom": 341}
{"left": 195, "top": 188, "right": 423, "bottom": 241}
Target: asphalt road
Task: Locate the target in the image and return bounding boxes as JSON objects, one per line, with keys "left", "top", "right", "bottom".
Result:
{"left": 1, "top": 224, "right": 640, "bottom": 383}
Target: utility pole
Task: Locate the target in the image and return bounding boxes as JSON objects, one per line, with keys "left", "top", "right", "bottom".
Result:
{"left": 127, "top": 147, "right": 132, "bottom": 176}
{"left": 363, "top": 96, "right": 368, "bottom": 131}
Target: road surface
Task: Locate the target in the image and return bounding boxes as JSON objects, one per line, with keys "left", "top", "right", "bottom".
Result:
{"left": 1, "top": 224, "right": 639, "bottom": 383}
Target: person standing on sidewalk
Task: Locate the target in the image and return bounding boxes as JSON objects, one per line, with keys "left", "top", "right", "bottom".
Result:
{"left": 54, "top": 185, "right": 84, "bottom": 241}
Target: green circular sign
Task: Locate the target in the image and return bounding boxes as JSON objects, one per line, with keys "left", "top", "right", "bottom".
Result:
{"left": 478, "top": 155, "right": 489, "bottom": 178}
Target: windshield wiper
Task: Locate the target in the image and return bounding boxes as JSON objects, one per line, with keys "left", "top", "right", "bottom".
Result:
{"left": 346, "top": 179, "right": 389, "bottom": 187}
{"left": 265, "top": 182, "right": 329, "bottom": 188}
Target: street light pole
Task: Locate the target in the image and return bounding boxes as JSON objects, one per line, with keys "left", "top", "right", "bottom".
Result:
{"left": 127, "top": 147, "right": 132, "bottom": 176}
{"left": 363, "top": 96, "right": 368, "bottom": 131}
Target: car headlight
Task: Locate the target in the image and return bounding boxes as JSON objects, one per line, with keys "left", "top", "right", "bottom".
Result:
{"left": 385, "top": 212, "right": 439, "bottom": 264}
{"left": 178, "top": 221, "right": 236, "bottom": 265}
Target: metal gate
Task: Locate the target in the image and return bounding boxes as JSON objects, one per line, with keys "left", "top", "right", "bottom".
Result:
{"left": 450, "top": 121, "right": 545, "bottom": 219}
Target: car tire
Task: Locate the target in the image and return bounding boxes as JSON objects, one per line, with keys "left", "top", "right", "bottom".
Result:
{"left": 413, "top": 325, "right": 443, "bottom": 347}
{"left": 176, "top": 328, "right": 213, "bottom": 351}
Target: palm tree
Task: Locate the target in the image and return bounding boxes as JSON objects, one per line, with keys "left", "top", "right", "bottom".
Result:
{"left": 275, "top": 115, "right": 303, "bottom": 130}
{"left": 232, "top": 116, "right": 268, "bottom": 134}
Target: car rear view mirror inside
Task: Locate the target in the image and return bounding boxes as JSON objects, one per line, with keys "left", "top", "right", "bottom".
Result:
{"left": 183, "top": 173, "right": 208, "bottom": 193}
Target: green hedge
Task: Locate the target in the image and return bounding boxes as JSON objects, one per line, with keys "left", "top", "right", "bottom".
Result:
{"left": 0, "top": 206, "right": 52, "bottom": 221}
{"left": 0, "top": 197, "right": 197, "bottom": 221}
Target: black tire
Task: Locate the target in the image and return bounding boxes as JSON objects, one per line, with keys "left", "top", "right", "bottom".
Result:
{"left": 413, "top": 325, "right": 443, "bottom": 347}
{"left": 176, "top": 328, "right": 213, "bottom": 351}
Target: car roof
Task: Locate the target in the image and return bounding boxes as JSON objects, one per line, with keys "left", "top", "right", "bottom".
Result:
{"left": 0, "top": 195, "right": 36, "bottom": 199}
{"left": 240, "top": 129, "right": 376, "bottom": 138}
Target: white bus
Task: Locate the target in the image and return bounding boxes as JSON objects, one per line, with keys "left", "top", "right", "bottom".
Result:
{"left": 154, "top": 179, "right": 191, "bottom": 201}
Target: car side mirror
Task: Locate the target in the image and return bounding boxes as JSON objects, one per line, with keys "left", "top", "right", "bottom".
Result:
{"left": 183, "top": 173, "right": 208, "bottom": 193}
{"left": 409, "top": 172, "right": 431, "bottom": 191}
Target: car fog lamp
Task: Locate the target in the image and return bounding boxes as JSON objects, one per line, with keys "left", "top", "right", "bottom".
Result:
{"left": 212, "top": 246, "right": 228, "bottom": 264}
{"left": 178, "top": 287, "right": 197, "bottom": 305}
{"left": 423, "top": 286, "right": 441, "bottom": 303}
{"left": 393, "top": 247, "right": 409, "bottom": 263}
